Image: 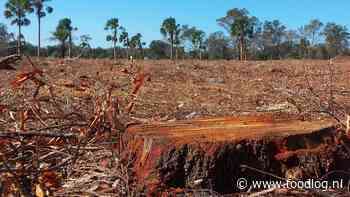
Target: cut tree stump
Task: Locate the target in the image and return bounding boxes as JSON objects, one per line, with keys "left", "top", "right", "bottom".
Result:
{"left": 121, "top": 116, "right": 350, "bottom": 195}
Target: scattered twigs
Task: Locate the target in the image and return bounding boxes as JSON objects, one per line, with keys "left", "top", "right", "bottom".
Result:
{"left": 274, "top": 62, "right": 350, "bottom": 130}
{"left": 0, "top": 57, "right": 147, "bottom": 196}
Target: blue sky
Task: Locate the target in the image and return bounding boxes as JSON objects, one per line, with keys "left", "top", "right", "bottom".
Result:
{"left": 0, "top": 0, "right": 349, "bottom": 48}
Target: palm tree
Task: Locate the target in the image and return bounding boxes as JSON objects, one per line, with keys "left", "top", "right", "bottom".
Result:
{"left": 105, "top": 18, "right": 119, "bottom": 60}
{"left": 130, "top": 33, "right": 145, "bottom": 58}
{"left": 4, "top": 0, "right": 33, "bottom": 56}
{"left": 160, "top": 17, "right": 178, "bottom": 60}
{"left": 119, "top": 27, "right": 130, "bottom": 58}
{"left": 51, "top": 18, "right": 72, "bottom": 58}
{"left": 32, "top": 0, "right": 53, "bottom": 57}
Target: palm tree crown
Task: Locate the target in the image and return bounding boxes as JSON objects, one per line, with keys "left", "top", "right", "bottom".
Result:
{"left": 4, "top": 0, "right": 33, "bottom": 55}
{"left": 32, "top": 0, "right": 53, "bottom": 57}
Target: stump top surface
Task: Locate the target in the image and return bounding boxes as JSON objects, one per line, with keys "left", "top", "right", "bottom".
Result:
{"left": 126, "top": 116, "right": 335, "bottom": 143}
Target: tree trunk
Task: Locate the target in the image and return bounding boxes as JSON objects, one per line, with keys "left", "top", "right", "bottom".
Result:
{"left": 113, "top": 29, "right": 117, "bottom": 61}
{"left": 68, "top": 34, "right": 72, "bottom": 58}
{"left": 175, "top": 45, "right": 178, "bottom": 60}
{"left": 18, "top": 19, "right": 22, "bottom": 56}
{"left": 239, "top": 38, "right": 244, "bottom": 61}
{"left": 126, "top": 46, "right": 129, "bottom": 59}
{"left": 61, "top": 41, "right": 65, "bottom": 58}
{"left": 170, "top": 34, "right": 174, "bottom": 60}
{"left": 113, "top": 41, "right": 116, "bottom": 61}
{"left": 37, "top": 16, "right": 41, "bottom": 57}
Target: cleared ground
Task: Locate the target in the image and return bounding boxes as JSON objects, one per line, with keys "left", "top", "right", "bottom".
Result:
{"left": 2, "top": 58, "right": 349, "bottom": 121}
{"left": 1, "top": 58, "right": 350, "bottom": 196}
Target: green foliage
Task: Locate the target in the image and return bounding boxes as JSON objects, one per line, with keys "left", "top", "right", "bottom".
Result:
{"left": 160, "top": 17, "right": 177, "bottom": 38}
{"left": 181, "top": 26, "right": 206, "bottom": 58}
{"left": 32, "top": 0, "right": 53, "bottom": 56}
{"left": 2, "top": 4, "right": 350, "bottom": 60}
{"left": 261, "top": 20, "right": 287, "bottom": 58}
{"left": 323, "top": 23, "right": 350, "bottom": 57}
{"left": 304, "top": 19, "right": 323, "bottom": 46}
{"left": 129, "top": 33, "right": 145, "bottom": 58}
{"left": 32, "top": 0, "right": 53, "bottom": 18}
{"left": 148, "top": 40, "right": 170, "bottom": 59}
{"left": 79, "top": 34, "right": 91, "bottom": 49}
{"left": 105, "top": 18, "right": 119, "bottom": 42}
{"left": 0, "top": 23, "right": 13, "bottom": 45}
{"left": 119, "top": 27, "right": 129, "bottom": 47}
{"left": 217, "top": 8, "right": 258, "bottom": 60}
{"left": 160, "top": 17, "right": 179, "bottom": 59}
{"left": 4, "top": 0, "right": 33, "bottom": 26}
{"left": 207, "top": 31, "right": 232, "bottom": 59}
{"left": 52, "top": 18, "right": 73, "bottom": 42}
{"left": 105, "top": 18, "right": 121, "bottom": 59}
{"left": 4, "top": 0, "right": 33, "bottom": 55}
{"left": 51, "top": 18, "right": 76, "bottom": 57}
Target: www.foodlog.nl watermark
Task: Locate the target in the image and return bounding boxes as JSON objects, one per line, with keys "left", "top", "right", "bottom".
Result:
{"left": 236, "top": 178, "right": 347, "bottom": 191}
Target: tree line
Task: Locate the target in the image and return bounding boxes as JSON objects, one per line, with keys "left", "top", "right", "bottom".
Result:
{"left": 1, "top": 1, "right": 349, "bottom": 60}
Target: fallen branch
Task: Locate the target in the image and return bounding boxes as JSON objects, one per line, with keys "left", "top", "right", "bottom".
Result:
{"left": 0, "top": 131, "right": 78, "bottom": 138}
{"left": 0, "top": 54, "right": 20, "bottom": 70}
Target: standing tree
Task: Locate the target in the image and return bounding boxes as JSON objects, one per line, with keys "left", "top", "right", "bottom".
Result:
{"left": 119, "top": 27, "right": 130, "bottom": 59}
{"left": 130, "top": 33, "right": 145, "bottom": 59}
{"left": 79, "top": 34, "right": 92, "bottom": 57}
{"left": 4, "top": 0, "right": 33, "bottom": 55}
{"left": 32, "top": 0, "right": 53, "bottom": 57}
{"left": 207, "top": 31, "right": 231, "bottom": 59}
{"left": 183, "top": 27, "right": 206, "bottom": 59}
{"left": 217, "top": 8, "right": 257, "bottom": 61}
{"left": 262, "top": 20, "right": 286, "bottom": 59}
{"left": 160, "top": 17, "right": 178, "bottom": 60}
{"left": 105, "top": 18, "right": 120, "bottom": 60}
{"left": 0, "top": 23, "right": 13, "bottom": 47}
{"left": 304, "top": 19, "right": 323, "bottom": 47}
{"left": 173, "top": 24, "right": 184, "bottom": 59}
{"left": 300, "top": 19, "right": 323, "bottom": 57}
{"left": 63, "top": 19, "right": 77, "bottom": 58}
{"left": 51, "top": 18, "right": 71, "bottom": 58}
{"left": 323, "top": 23, "right": 350, "bottom": 57}
{"left": 192, "top": 29, "right": 206, "bottom": 60}
{"left": 149, "top": 40, "right": 171, "bottom": 59}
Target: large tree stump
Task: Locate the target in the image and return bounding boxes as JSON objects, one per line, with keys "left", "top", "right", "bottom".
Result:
{"left": 122, "top": 116, "right": 350, "bottom": 194}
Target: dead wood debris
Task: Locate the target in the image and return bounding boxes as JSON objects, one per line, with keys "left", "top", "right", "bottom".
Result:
{"left": 0, "top": 57, "right": 145, "bottom": 196}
